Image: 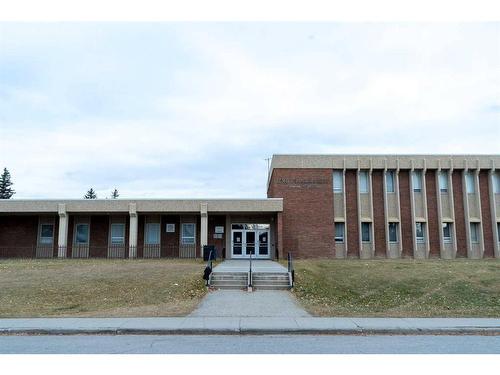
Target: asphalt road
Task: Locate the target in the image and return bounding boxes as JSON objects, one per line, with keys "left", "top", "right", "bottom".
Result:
{"left": 0, "top": 335, "right": 499, "bottom": 354}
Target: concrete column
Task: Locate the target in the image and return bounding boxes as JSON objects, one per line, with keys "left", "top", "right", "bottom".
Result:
{"left": 200, "top": 203, "right": 208, "bottom": 252}
{"left": 383, "top": 163, "right": 390, "bottom": 257}
{"left": 368, "top": 161, "right": 375, "bottom": 258}
{"left": 342, "top": 161, "right": 348, "bottom": 258}
{"left": 448, "top": 164, "right": 458, "bottom": 258}
{"left": 409, "top": 163, "right": 417, "bottom": 256}
{"left": 57, "top": 203, "right": 68, "bottom": 258}
{"left": 128, "top": 203, "right": 138, "bottom": 259}
{"left": 474, "top": 168, "right": 485, "bottom": 258}
{"left": 422, "top": 163, "right": 430, "bottom": 258}
{"left": 488, "top": 166, "right": 499, "bottom": 258}
{"left": 395, "top": 161, "right": 403, "bottom": 257}
{"left": 435, "top": 166, "right": 444, "bottom": 257}
{"left": 356, "top": 162, "right": 362, "bottom": 256}
{"left": 462, "top": 167, "right": 472, "bottom": 258}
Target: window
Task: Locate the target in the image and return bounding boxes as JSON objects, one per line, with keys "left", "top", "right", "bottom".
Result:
{"left": 75, "top": 224, "right": 89, "bottom": 245}
{"left": 334, "top": 223, "right": 345, "bottom": 242}
{"left": 361, "top": 222, "right": 371, "bottom": 242}
{"left": 181, "top": 223, "right": 196, "bottom": 245}
{"left": 110, "top": 223, "right": 125, "bottom": 245}
{"left": 333, "top": 170, "right": 343, "bottom": 193}
{"left": 388, "top": 222, "right": 398, "bottom": 243}
{"left": 145, "top": 223, "right": 160, "bottom": 245}
{"left": 359, "top": 170, "right": 369, "bottom": 193}
{"left": 39, "top": 223, "right": 54, "bottom": 245}
{"left": 470, "top": 222, "right": 479, "bottom": 243}
{"left": 442, "top": 223, "right": 452, "bottom": 243}
{"left": 493, "top": 172, "right": 500, "bottom": 194}
{"left": 439, "top": 171, "right": 449, "bottom": 193}
{"left": 412, "top": 170, "right": 423, "bottom": 192}
{"left": 415, "top": 222, "right": 425, "bottom": 243}
{"left": 466, "top": 171, "right": 475, "bottom": 193}
{"left": 386, "top": 170, "right": 395, "bottom": 193}
{"left": 497, "top": 222, "right": 500, "bottom": 242}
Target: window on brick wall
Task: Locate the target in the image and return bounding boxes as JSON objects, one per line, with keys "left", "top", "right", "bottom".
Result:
{"left": 386, "top": 170, "right": 395, "bottom": 193}
{"left": 110, "top": 223, "right": 125, "bottom": 245}
{"left": 75, "top": 223, "right": 89, "bottom": 245}
{"left": 388, "top": 222, "right": 398, "bottom": 243}
{"left": 39, "top": 223, "right": 54, "bottom": 245}
{"left": 145, "top": 223, "right": 160, "bottom": 245}
{"left": 439, "top": 171, "right": 449, "bottom": 193}
{"left": 470, "top": 222, "right": 480, "bottom": 243}
{"left": 442, "top": 223, "right": 452, "bottom": 243}
{"left": 359, "top": 170, "right": 369, "bottom": 193}
{"left": 181, "top": 223, "right": 196, "bottom": 245}
{"left": 412, "top": 170, "right": 423, "bottom": 192}
{"left": 361, "top": 222, "right": 371, "bottom": 242}
{"left": 466, "top": 171, "right": 475, "bottom": 193}
{"left": 415, "top": 222, "right": 425, "bottom": 243}
{"left": 333, "top": 170, "right": 343, "bottom": 193}
{"left": 334, "top": 222, "right": 345, "bottom": 242}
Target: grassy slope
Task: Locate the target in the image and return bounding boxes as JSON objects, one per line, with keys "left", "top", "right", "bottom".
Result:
{"left": 293, "top": 259, "right": 500, "bottom": 317}
{"left": 0, "top": 259, "right": 207, "bottom": 317}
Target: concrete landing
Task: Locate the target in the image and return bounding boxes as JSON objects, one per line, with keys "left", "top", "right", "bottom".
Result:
{"left": 212, "top": 260, "right": 287, "bottom": 273}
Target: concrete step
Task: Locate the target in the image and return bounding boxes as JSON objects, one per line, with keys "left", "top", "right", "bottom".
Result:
{"left": 211, "top": 275, "right": 248, "bottom": 281}
{"left": 252, "top": 275, "right": 289, "bottom": 280}
{"left": 211, "top": 279, "right": 248, "bottom": 286}
{"left": 253, "top": 284, "right": 291, "bottom": 290}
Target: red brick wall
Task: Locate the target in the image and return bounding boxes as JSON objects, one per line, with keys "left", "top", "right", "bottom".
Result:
{"left": 399, "top": 170, "right": 413, "bottom": 257}
{"left": 89, "top": 215, "right": 109, "bottom": 257}
{"left": 426, "top": 170, "right": 441, "bottom": 258}
{"left": 277, "top": 212, "right": 283, "bottom": 259}
{"left": 0, "top": 215, "right": 38, "bottom": 257}
{"left": 137, "top": 215, "right": 145, "bottom": 258}
{"left": 345, "top": 170, "right": 359, "bottom": 258}
{"left": 452, "top": 170, "right": 467, "bottom": 257}
{"left": 479, "top": 170, "right": 494, "bottom": 258}
{"left": 67, "top": 215, "right": 74, "bottom": 258}
{"left": 207, "top": 215, "right": 226, "bottom": 258}
{"left": 161, "top": 215, "right": 180, "bottom": 257}
{"left": 372, "top": 170, "right": 386, "bottom": 257}
{"left": 267, "top": 168, "right": 334, "bottom": 258}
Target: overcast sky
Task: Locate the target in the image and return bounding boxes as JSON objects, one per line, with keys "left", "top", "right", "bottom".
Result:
{"left": 0, "top": 23, "right": 498, "bottom": 199}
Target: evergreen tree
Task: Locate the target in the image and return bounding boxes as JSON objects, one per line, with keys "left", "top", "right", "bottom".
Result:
{"left": 111, "top": 188, "right": 119, "bottom": 199}
{"left": 84, "top": 188, "right": 97, "bottom": 199}
{"left": 0, "top": 168, "right": 15, "bottom": 199}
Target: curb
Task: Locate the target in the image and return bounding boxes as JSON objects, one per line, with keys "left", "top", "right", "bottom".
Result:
{"left": 1, "top": 327, "right": 499, "bottom": 336}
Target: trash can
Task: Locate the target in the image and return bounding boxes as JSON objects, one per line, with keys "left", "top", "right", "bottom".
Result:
{"left": 203, "top": 245, "right": 216, "bottom": 261}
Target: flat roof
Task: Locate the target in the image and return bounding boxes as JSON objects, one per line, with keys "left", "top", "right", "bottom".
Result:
{"left": 0, "top": 198, "right": 283, "bottom": 214}
{"left": 268, "top": 154, "right": 500, "bottom": 188}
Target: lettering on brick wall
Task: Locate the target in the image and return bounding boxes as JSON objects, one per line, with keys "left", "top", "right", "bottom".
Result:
{"left": 277, "top": 177, "right": 328, "bottom": 188}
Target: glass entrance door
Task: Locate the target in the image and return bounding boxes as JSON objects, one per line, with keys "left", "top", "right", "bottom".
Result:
{"left": 231, "top": 224, "right": 270, "bottom": 259}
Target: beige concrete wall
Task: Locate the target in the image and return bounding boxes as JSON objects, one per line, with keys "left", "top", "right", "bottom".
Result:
{"left": 386, "top": 193, "right": 399, "bottom": 219}
{"left": 496, "top": 195, "right": 500, "bottom": 219}
{"left": 468, "top": 194, "right": 481, "bottom": 219}
{"left": 333, "top": 193, "right": 345, "bottom": 220}
{"left": 440, "top": 193, "right": 452, "bottom": 219}
{"left": 388, "top": 243, "right": 399, "bottom": 258}
{"left": 360, "top": 243, "right": 372, "bottom": 259}
{"left": 415, "top": 243, "right": 427, "bottom": 259}
{"left": 335, "top": 243, "right": 346, "bottom": 258}
{"left": 359, "top": 193, "right": 371, "bottom": 219}
{"left": 414, "top": 192, "right": 425, "bottom": 219}
{"left": 442, "top": 242, "right": 454, "bottom": 259}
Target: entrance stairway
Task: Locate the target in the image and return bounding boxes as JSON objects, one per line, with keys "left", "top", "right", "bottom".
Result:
{"left": 208, "top": 260, "right": 293, "bottom": 290}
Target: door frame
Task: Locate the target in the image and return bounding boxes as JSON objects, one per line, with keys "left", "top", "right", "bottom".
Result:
{"left": 230, "top": 223, "right": 271, "bottom": 259}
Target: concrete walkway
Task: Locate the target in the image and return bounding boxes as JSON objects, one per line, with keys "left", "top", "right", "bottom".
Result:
{"left": 189, "top": 290, "right": 310, "bottom": 317}
{"left": 0, "top": 317, "right": 499, "bottom": 335}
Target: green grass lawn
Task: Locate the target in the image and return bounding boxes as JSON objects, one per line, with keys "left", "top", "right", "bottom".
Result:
{"left": 292, "top": 259, "right": 500, "bottom": 317}
{"left": 0, "top": 259, "right": 207, "bottom": 317}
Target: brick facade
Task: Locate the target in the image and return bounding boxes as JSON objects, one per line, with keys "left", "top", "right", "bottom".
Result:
{"left": 426, "top": 170, "right": 441, "bottom": 258}
{"left": 452, "top": 170, "right": 467, "bottom": 258}
{"left": 398, "top": 170, "right": 414, "bottom": 257}
{"left": 267, "top": 168, "right": 334, "bottom": 258}
{"left": 372, "top": 170, "right": 387, "bottom": 257}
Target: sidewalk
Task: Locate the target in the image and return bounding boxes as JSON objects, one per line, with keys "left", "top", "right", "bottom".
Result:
{"left": 0, "top": 317, "right": 499, "bottom": 335}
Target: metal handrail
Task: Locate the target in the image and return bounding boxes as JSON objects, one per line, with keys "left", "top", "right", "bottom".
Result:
{"left": 248, "top": 252, "right": 253, "bottom": 288}
{"left": 204, "top": 249, "right": 214, "bottom": 287}
{"left": 287, "top": 252, "right": 295, "bottom": 287}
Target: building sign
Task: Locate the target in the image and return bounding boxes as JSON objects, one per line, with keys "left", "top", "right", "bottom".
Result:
{"left": 277, "top": 177, "right": 328, "bottom": 188}
{"left": 215, "top": 226, "right": 224, "bottom": 234}
{"left": 166, "top": 224, "right": 175, "bottom": 233}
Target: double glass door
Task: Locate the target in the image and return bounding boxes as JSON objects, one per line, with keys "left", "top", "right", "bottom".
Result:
{"left": 231, "top": 224, "right": 270, "bottom": 258}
